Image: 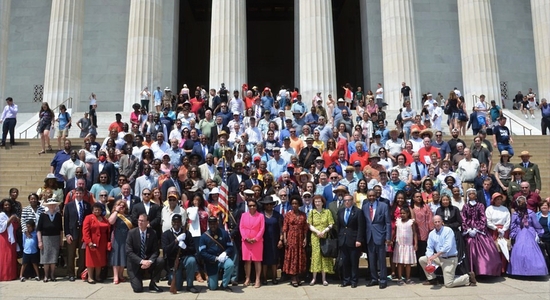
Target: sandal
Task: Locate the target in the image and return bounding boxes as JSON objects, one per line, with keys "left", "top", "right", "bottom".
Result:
{"left": 309, "top": 279, "right": 315, "bottom": 286}
{"left": 323, "top": 281, "right": 328, "bottom": 286}
{"left": 243, "top": 280, "right": 250, "bottom": 287}
{"left": 406, "top": 279, "right": 415, "bottom": 285}
{"left": 43, "top": 278, "right": 49, "bottom": 283}
{"left": 292, "top": 281, "right": 299, "bottom": 288}
{"left": 20, "top": 277, "right": 26, "bottom": 282}
{"left": 113, "top": 280, "right": 119, "bottom": 285}
{"left": 47, "top": 145, "right": 52, "bottom": 151}
{"left": 38, "top": 150, "right": 45, "bottom": 155}
{"left": 397, "top": 280, "right": 405, "bottom": 286}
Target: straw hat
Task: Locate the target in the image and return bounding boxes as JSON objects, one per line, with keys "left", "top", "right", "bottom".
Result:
{"left": 41, "top": 197, "right": 61, "bottom": 207}
{"left": 510, "top": 168, "right": 525, "bottom": 176}
{"left": 519, "top": 151, "right": 532, "bottom": 157}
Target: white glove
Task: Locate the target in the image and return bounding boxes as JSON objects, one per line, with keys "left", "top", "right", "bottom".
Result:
{"left": 177, "top": 233, "right": 186, "bottom": 242}
{"left": 468, "top": 229, "right": 477, "bottom": 237}
{"left": 535, "top": 235, "right": 540, "bottom": 243}
{"left": 178, "top": 241, "right": 187, "bottom": 249}
{"left": 218, "top": 251, "right": 227, "bottom": 262}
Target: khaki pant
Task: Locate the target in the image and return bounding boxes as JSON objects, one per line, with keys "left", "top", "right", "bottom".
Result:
{"left": 66, "top": 230, "right": 85, "bottom": 277}
{"left": 419, "top": 256, "right": 470, "bottom": 288}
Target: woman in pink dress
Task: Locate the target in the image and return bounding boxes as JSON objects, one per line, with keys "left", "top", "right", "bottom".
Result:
{"left": 240, "top": 200, "right": 265, "bottom": 288}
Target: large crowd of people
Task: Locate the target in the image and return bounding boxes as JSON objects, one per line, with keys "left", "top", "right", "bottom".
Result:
{"left": 0, "top": 84, "right": 549, "bottom": 293}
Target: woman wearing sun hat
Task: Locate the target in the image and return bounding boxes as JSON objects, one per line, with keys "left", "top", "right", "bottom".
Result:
{"left": 506, "top": 168, "right": 525, "bottom": 204}
{"left": 493, "top": 150, "right": 514, "bottom": 193}
{"left": 36, "top": 198, "right": 63, "bottom": 282}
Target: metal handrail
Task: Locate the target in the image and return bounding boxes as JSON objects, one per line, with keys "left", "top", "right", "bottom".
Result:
{"left": 19, "top": 97, "right": 73, "bottom": 139}
{"left": 471, "top": 94, "right": 479, "bottom": 107}
{"left": 502, "top": 110, "right": 533, "bottom": 135}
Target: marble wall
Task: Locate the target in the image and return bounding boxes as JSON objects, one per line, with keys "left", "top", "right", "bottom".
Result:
{"left": 491, "top": 0, "right": 537, "bottom": 100}
{"left": 5, "top": 0, "right": 51, "bottom": 113}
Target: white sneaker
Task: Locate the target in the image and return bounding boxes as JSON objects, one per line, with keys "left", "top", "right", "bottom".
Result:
{"left": 531, "top": 114, "right": 535, "bottom": 119}
{"left": 525, "top": 114, "right": 528, "bottom": 119}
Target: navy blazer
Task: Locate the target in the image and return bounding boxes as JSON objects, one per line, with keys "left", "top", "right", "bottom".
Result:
{"left": 336, "top": 205, "right": 366, "bottom": 248}
{"left": 114, "top": 194, "right": 141, "bottom": 212}
{"left": 227, "top": 173, "right": 249, "bottom": 195}
{"left": 323, "top": 184, "right": 348, "bottom": 206}
{"left": 362, "top": 200, "right": 391, "bottom": 245}
{"left": 191, "top": 143, "right": 213, "bottom": 165}
{"left": 63, "top": 200, "right": 92, "bottom": 237}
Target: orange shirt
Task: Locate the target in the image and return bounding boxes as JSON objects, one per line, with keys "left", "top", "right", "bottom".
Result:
{"left": 349, "top": 152, "right": 369, "bottom": 169}
{"left": 108, "top": 121, "right": 124, "bottom": 133}
{"left": 417, "top": 146, "right": 440, "bottom": 165}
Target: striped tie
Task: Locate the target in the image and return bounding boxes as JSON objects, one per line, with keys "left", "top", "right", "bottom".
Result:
{"left": 140, "top": 232, "right": 146, "bottom": 258}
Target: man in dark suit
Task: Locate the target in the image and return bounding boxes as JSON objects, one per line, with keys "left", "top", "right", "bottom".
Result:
{"left": 161, "top": 168, "right": 183, "bottom": 200}
{"left": 161, "top": 214, "right": 199, "bottom": 293}
{"left": 64, "top": 167, "right": 90, "bottom": 194}
{"left": 327, "top": 185, "right": 348, "bottom": 231}
{"left": 227, "top": 161, "right": 249, "bottom": 195}
{"left": 244, "top": 169, "right": 263, "bottom": 190}
{"left": 131, "top": 188, "right": 162, "bottom": 239}
{"left": 191, "top": 134, "right": 212, "bottom": 165}
{"left": 63, "top": 187, "right": 92, "bottom": 281}
{"left": 114, "top": 183, "right": 141, "bottom": 212}
{"left": 118, "top": 145, "right": 139, "bottom": 183}
{"left": 210, "top": 115, "right": 229, "bottom": 145}
{"left": 362, "top": 190, "right": 392, "bottom": 289}
{"left": 126, "top": 213, "right": 165, "bottom": 293}
{"left": 336, "top": 194, "right": 365, "bottom": 288}
{"left": 89, "top": 151, "right": 117, "bottom": 186}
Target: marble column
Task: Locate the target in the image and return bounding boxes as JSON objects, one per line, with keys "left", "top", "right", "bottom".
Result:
{"left": 457, "top": 0, "right": 500, "bottom": 110}
{"left": 294, "top": 0, "right": 300, "bottom": 89}
{"left": 531, "top": 0, "right": 550, "bottom": 100}
{"left": 380, "top": 0, "right": 421, "bottom": 110}
{"left": 0, "top": 0, "right": 10, "bottom": 101}
{"left": 299, "top": 0, "right": 337, "bottom": 106}
{"left": 360, "top": 0, "right": 370, "bottom": 90}
{"left": 209, "top": 0, "right": 247, "bottom": 93}
{"left": 123, "top": 0, "right": 163, "bottom": 112}
{"left": 43, "top": 0, "right": 84, "bottom": 110}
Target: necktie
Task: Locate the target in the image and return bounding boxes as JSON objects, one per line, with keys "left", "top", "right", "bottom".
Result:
{"left": 173, "top": 178, "right": 181, "bottom": 194}
{"left": 140, "top": 232, "right": 146, "bottom": 258}
{"left": 345, "top": 208, "right": 350, "bottom": 224}
{"left": 524, "top": 163, "right": 528, "bottom": 168}
{"left": 280, "top": 117, "right": 285, "bottom": 129}
{"left": 255, "top": 106, "right": 261, "bottom": 119}
{"left": 338, "top": 200, "right": 342, "bottom": 208}
{"left": 203, "top": 145, "right": 207, "bottom": 157}
{"left": 306, "top": 206, "right": 310, "bottom": 215}
{"left": 370, "top": 204, "right": 374, "bottom": 220}
{"left": 415, "top": 162, "right": 421, "bottom": 180}
{"left": 78, "top": 201, "right": 84, "bottom": 225}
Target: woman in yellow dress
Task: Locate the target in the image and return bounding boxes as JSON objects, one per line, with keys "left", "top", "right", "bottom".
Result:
{"left": 308, "top": 195, "right": 334, "bottom": 286}
{"left": 354, "top": 179, "right": 369, "bottom": 208}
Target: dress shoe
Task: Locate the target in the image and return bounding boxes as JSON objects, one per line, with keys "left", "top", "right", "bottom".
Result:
{"left": 223, "top": 286, "right": 233, "bottom": 292}
{"left": 0, "top": 143, "right": 5, "bottom": 147}
{"left": 186, "top": 286, "right": 199, "bottom": 293}
{"left": 149, "top": 283, "right": 163, "bottom": 292}
{"left": 366, "top": 280, "right": 378, "bottom": 287}
{"left": 379, "top": 282, "right": 387, "bottom": 289}
{"left": 231, "top": 280, "right": 239, "bottom": 286}
{"left": 351, "top": 283, "right": 357, "bottom": 288}
{"left": 69, "top": 276, "right": 75, "bottom": 282}
{"left": 422, "top": 279, "right": 438, "bottom": 285}
{"left": 339, "top": 282, "right": 350, "bottom": 287}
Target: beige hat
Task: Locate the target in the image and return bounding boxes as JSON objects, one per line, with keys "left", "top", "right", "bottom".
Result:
{"left": 519, "top": 151, "right": 532, "bottom": 157}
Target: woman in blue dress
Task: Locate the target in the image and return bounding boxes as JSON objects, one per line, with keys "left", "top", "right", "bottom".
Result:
{"left": 108, "top": 200, "right": 133, "bottom": 284}
{"left": 507, "top": 196, "right": 548, "bottom": 276}
{"left": 260, "top": 196, "right": 283, "bottom": 285}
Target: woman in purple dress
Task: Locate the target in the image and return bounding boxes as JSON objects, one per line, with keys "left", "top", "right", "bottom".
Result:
{"left": 507, "top": 196, "right": 548, "bottom": 276}
{"left": 461, "top": 188, "right": 502, "bottom": 276}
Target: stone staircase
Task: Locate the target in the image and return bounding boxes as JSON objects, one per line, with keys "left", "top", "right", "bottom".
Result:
{"left": 1, "top": 135, "right": 549, "bottom": 198}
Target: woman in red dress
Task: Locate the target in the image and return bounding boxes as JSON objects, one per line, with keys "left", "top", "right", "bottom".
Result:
{"left": 0, "top": 199, "right": 19, "bottom": 281}
{"left": 282, "top": 196, "right": 309, "bottom": 287}
{"left": 322, "top": 138, "right": 340, "bottom": 169}
{"left": 82, "top": 203, "right": 111, "bottom": 284}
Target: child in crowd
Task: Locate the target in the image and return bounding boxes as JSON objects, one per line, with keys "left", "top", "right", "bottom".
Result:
{"left": 393, "top": 207, "right": 417, "bottom": 285}
{"left": 20, "top": 220, "right": 40, "bottom": 281}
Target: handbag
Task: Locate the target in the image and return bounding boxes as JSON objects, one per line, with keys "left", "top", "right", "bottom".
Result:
{"left": 320, "top": 230, "right": 338, "bottom": 258}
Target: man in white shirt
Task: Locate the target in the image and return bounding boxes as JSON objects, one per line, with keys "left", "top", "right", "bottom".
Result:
{"left": 375, "top": 83, "right": 384, "bottom": 107}
{"left": 280, "top": 136, "right": 295, "bottom": 164}
{"left": 60, "top": 150, "right": 87, "bottom": 181}
{"left": 456, "top": 148, "right": 480, "bottom": 201}
{"left": 245, "top": 117, "right": 263, "bottom": 145}
{"left": 385, "top": 129, "right": 405, "bottom": 157}
{"left": 423, "top": 93, "right": 436, "bottom": 115}
{"left": 228, "top": 90, "right": 245, "bottom": 115}
{"left": 169, "top": 120, "right": 184, "bottom": 143}
{"left": 150, "top": 132, "right": 170, "bottom": 159}
{"left": 431, "top": 101, "right": 443, "bottom": 132}
{"left": 474, "top": 94, "right": 489, "bottom": 125}
{"left": 132, "top": 135, "right": 149, "bottom": 161}
{"left": 409, "top": 128, "right": 424, "bottom": 152}
{"left": 227, "top": 112, "right": 243, "bottom": 134}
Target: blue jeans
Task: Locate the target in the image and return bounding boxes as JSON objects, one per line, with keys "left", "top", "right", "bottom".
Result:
{"left": 497, "top": 143, "right": 514, "bottom": 157}
{"left": 1, "top": 118, "right": 16, "bottom": 145}
{"left": 170, "top": 256, "right": 197, "bottom": 291}
{"left": 207, "top": 258, "right": 235, "bottom": 290}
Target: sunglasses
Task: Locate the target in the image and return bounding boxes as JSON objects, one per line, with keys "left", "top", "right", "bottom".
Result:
{"left": 248, "top": 204, "right": 256, "bottom": 207}
{"left": 330, "top": 177, "right": 338, "bottom": 179}
{"left": 142, "top": 193, "right": 151, "bottom": 195}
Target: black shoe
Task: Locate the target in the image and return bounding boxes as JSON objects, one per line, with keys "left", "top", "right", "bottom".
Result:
{"left": 69, "top": 276, "right": 75, "bottom": 282}
{"left": 149, "top": 283, "right": 163, "bottom": 292}
{"left": 0, "top": 143, "right": 5, "bottom": 147}
{"left": 223, "top": 286, "right": 233, "bottom": 292}
{"left": 186, "top": 286, "right": 199, "bottom": 294}
{"left": 366, "top": 280, "right": 378, "bottom": 287}
{"left": 351, "top": 283, "right": 357, "bottom": 288}
{"left": 339, "top": 283, "right": 350, "bottom": 287}
{"left": 231, "top": 280, "right": 239, "bottom": 286}
{"left": 379, "top": 282, "right": 387, "bottom": 289}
